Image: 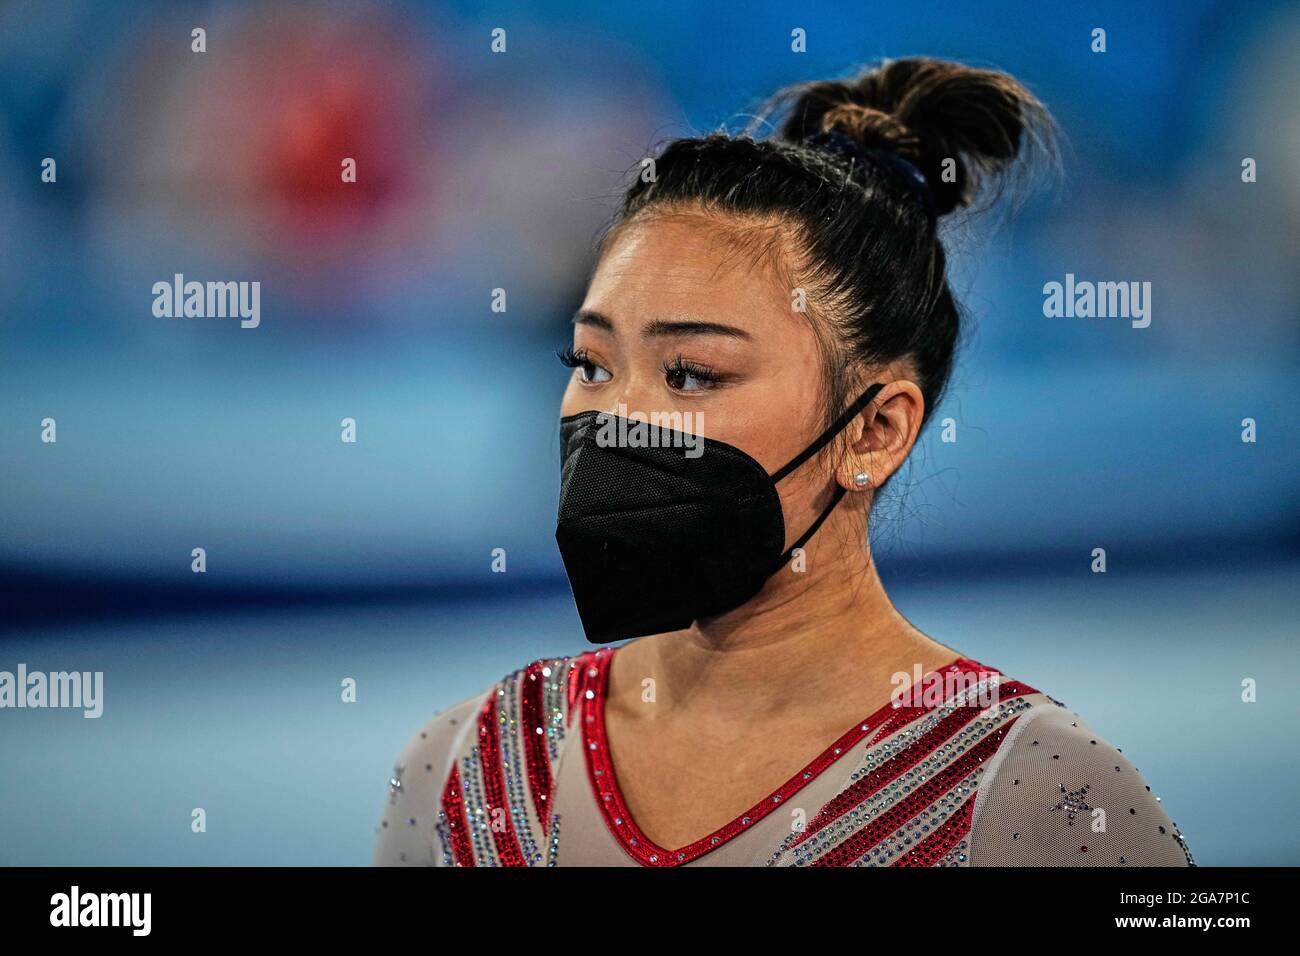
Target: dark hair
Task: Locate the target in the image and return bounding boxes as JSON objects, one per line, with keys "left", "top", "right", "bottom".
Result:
{"left": 600, "top": 57, "right": 1056, "bottom": 443}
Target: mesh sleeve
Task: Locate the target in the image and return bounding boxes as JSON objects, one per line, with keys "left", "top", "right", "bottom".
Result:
{"left": 967, "top": 701, "right": 1193, "bottom": 866}
{"left": 372, "top": 690, "right": 486, "bottom": 867}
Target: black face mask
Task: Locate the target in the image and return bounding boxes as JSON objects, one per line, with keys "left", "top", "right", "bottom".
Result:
{"left": 555, "top": 383, "right": 883, "bottom": 644}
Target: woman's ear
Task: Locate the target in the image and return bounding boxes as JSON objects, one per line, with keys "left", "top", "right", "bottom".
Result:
{"left": 838, "top": 380, "right": 925, "bottom": 492}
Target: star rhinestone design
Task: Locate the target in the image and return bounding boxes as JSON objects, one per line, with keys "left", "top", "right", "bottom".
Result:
{"left": 1048, "top": 782, "right": 1092, "bottom": 825}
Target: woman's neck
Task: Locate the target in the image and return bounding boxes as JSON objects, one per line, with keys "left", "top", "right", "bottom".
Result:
{"left": 607, "top": 529, "right": 959, "bottom": 730}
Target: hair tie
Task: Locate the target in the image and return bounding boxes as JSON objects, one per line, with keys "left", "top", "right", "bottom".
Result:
{"left": 804, "top": 129, "right": 936, "bottom": 227}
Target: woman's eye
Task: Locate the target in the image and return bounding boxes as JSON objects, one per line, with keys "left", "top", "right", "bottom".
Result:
{"left": 663, "top": 357, "right": 721, "bottom": 392}
{"left": 665, "top": 367, "right": 704, "bottom": 391}
{"left": 557, "top": 346, "right": 612, "bottom": 384}
{"left": 580, "top": 362, "right": 612, "bottom": 384}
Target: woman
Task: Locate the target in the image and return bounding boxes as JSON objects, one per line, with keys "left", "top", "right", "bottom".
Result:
{"left": 375, "top": 57, "right": 1192, "bottom": 867}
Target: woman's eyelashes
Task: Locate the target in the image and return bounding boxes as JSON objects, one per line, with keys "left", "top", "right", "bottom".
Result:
{"left": 662, "top": 354, "right": 725, "bottom": 392}
{"left": 557, "top": 346, "right": 728, "bottom": 392}
{"left": 556, "top": 345, "right": 611, "bottom": 384}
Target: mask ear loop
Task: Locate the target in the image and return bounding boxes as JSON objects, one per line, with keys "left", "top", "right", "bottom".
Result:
{"left": 769, "top": 382, "right": 885, "bottom": 567}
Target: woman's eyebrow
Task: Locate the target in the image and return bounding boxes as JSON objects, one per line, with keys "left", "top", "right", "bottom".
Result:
{"left": 641, "top": 317, "right": 752, "bottom": 340}
{"left": 572, "top": 309, "right": 614, "bottom": 332}
{"left": 572, "top": 309, "right": 752, "bottom": 341}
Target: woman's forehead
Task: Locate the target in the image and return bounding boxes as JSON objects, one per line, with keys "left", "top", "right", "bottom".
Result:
{"left": 586, "top": 215, "right": 805, "bottom": 336}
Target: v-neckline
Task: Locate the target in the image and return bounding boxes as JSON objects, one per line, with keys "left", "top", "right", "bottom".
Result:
{"left": 578, "top": 645, "right": 990, "bottom": 867}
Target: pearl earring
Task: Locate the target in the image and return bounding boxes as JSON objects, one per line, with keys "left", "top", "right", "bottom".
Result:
{"left": 853, "top": 471, "right": 871, "bottom": 488}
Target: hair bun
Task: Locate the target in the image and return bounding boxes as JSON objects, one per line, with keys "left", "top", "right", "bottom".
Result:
{"left": 819, "top": 103, "right": 919, "bottom": 155}
{"left": 772, "top": 57, "right": 1054, "bottom": 217}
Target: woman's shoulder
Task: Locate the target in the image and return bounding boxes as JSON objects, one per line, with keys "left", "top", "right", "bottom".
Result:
{"left": 372, "top": 651, "right": 594, "bottom": 866}
{"left": 968, "top": 685, "right": 1194, "bottom": 867}
{"left": 372, "top": 686, "right": 488, "bottom": 866}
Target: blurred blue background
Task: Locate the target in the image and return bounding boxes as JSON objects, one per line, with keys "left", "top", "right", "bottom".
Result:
{"left": 1, "top": 0, "right": 1296, "bottom": 865}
